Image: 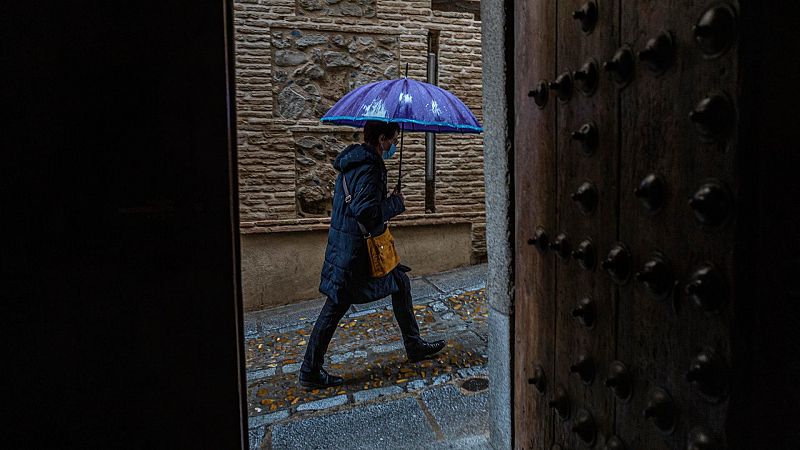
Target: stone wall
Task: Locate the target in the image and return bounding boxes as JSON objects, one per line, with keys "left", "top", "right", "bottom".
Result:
{"left": 234, "top": 0, "right": 485, "bottom": 261}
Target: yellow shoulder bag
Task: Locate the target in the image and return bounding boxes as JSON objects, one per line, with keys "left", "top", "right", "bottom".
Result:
{"left": 341, "top": 172, "right": 400, "bottom": 278}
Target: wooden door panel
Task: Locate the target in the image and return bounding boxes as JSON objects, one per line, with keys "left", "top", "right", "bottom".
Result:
{"left": 514, "top": 0, "right": 558, "bottom": 448}
{"left": 617, "top": 1, "right": 739, "bottom": 448}
{"left": 515, "top": 1, "right": 745, "bottom": 448}
{"left": 553, "top": 0, "right": 620, "bottom": 448}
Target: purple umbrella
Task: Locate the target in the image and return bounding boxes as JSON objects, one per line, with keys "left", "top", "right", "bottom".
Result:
{"left": 321, "top": 77, "right": 482, "bottom": 190}
{"left": 321, "top": 78, "right": 483, "bottom": 133}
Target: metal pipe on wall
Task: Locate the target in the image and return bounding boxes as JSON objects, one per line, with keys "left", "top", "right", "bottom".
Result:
{"left": 425, "top": 49, "right": 438, "bottom": 212}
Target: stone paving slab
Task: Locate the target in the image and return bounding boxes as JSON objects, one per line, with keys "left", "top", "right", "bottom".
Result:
{"left": 350, "top": 275, "right": 451, "bottom": 312}
{"left": 248, "top": 410, "right": 290, "bottom": 429}
{"left": 271, "top": 397, "right": 436, "bottom": 450}
{"left": 244, "top": 317, "right": 260, "bottom": 339}
{"left": 295, "top": 394, "right": 348, "bottom": 412}
{"left": 419, "top": 434, "right": 492, "bottom": 449}
{"left": 352, "top": 384, "right": 404, "bottom": 403}
{"left": 350, "top": 296, "right": 391, "bottom": 312}
{"left": 248, "top": 427, "right": 263, "bottom": 450}
{"left": 457, "top": 365, "right": 489, "bottom": 379}
{"left": 420, "top": 384, "right": 489, "bottom": 441}
{"left": 246, "top": 367, "right": 276, "bottom": 383}
{"left": 249, "top": 297, "right": 326, "bottom": 334}
{"left": 426, "top": 263, "right": 488, "bottom": 294}
{"left": 413, "top": 276, "right": 446, "bottom": 297}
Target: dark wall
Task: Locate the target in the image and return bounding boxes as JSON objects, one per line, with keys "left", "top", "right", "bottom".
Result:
{"left": 731, "top": 3, "right": 800, "bottom": 447}
{"left": 3, "top": 1, "right": 246, "bottom": 448}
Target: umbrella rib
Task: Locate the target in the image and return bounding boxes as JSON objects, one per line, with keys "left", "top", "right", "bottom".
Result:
{"left": 418, "top": 81, "right": 443, "bottom": 132}
{"left": 440, "top": 85, "right": 471, "bottom": 132}
{"left": 421, "top": 80, "right": 475, "bottom": 133}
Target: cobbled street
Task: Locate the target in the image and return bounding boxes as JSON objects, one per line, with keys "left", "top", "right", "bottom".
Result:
{"left": 244, "top": 264, "right": 490, "bottom": 449}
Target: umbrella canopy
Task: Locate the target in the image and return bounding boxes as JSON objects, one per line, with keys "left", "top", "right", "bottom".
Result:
{"left": 321, "top": 78, "right": 483, "bottom": 133}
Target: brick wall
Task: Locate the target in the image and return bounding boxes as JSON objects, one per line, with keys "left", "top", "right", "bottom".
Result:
{"left": 234, "top": 0, "right": 486, "bottom": 262}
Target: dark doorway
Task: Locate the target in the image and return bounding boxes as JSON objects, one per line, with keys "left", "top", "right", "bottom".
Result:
{"left": 5, "top": 1, "right": 247, "bottom": 448}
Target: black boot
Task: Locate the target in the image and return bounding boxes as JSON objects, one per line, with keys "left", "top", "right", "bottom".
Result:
{"left": 406, "top": 339, "right": 446, "bottom": 362}
{"left": 298, "top": 367, "right": 344, "bottom": 389}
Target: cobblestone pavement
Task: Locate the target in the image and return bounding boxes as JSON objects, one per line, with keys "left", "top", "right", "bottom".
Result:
{"left": 244, "top": 264, "right": 489, "bottom": 450}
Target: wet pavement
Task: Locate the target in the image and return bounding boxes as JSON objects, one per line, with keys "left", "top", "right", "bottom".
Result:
{"left": 244, "top": 263, "right": 489, "bottom": 449}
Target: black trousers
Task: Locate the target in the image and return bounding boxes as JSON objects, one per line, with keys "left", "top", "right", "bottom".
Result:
{"left": 301, "top": 269, "right": 422, "bottom": 373}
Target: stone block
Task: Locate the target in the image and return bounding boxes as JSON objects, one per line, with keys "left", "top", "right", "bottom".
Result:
{"left": 456, "top": 365, "right": 488, "bottom": 379}
{"left": 246, "top": 367, "right": 276, "bottom": 382}
{"left": 488, "top": 307, "right": 512, "bottom": 449}
{"left": 329, "top": 350, "right": 367, "bottom": 363}
{"left": 323, "top": 51, "right": 358, "bottom": 67}
{"left": 412, "top": 277, "right": 444, "bottom": 300}
{"left": 272, "top": 397, "right": 434, "bottom": 449}
{"left": 429, "top": 301, "right": 448, "bottom": 312}
{"left": 274, "top": 50, "right": 308, "bottom": 67}
{"left": 244, "top": 291, "right": 325, "bottom": 326}
{"left": 431, "top": 373, "right": 453, "bottom": 386}
{"left": 248, "top": 427, "right": 264, "bottom": 450}
{"left": 282, "top": 362, "right": 301, "bottom": 374}
{"left": 419, "top": 434, "right": 491, "bottom": 450}
{"left": 427, "top": 263, "right": 487, "bottom": 294}
{"left": 248, "top": 409, "right": 290, "bottom": 428}
{"left": 296, "top": 34, "right": 328, "bottom": 48}
{"left": 295, "top": 394, "right": 349, "bottom": 411}
{"left": 371, "top": 341, "right": 403, "bottom": 354}
{"left": 348, "top": 308, "right": 377, "bottom": 318}
{"left": 406, "top": 379, "right": 427, "bottom": 391}
{"left": 420, "top": 384, "right": 489, "bottom": 440}
{"left": 352, "top": 385, "right": 403, "bottom": 402}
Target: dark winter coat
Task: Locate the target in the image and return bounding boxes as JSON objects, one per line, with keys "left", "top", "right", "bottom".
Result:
{"left": 319, "top": 143, "right": 406, "bottom": 304}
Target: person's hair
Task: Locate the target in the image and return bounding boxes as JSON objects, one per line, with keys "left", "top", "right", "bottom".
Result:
{"left": 363, "top": 120, "right": 400, "bottom": 146}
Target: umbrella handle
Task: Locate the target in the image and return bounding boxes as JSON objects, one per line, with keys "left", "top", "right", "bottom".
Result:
{"left": 397, "top": 62, "right": 408, "bottom": 192}
{"left": 397, "top": 122, "right": 405, "bottom": 192}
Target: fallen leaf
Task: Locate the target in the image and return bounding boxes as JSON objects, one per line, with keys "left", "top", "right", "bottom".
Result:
{"left": 396, "top": 378, "right": 408, "bottom": 383}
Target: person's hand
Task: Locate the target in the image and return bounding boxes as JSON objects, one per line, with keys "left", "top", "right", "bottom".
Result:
{"left": 392, "top": 187, "right": 405, "bottom": 204}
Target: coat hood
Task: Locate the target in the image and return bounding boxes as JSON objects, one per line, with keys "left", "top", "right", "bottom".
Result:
{"left": 333, "top": 143, "right": 380, "bottom": 173}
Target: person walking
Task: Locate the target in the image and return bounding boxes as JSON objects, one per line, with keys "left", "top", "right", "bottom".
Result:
{"left": 298, "top": 120, "right": 446, "bottom": 389}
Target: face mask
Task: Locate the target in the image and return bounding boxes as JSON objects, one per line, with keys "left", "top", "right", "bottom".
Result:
{"left": 382, "top": 142, "right": 397, "bottom": 160}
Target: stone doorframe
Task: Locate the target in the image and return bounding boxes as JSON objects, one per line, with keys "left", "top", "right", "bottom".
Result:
{"left": 481, "top": 0, "right": 515, "bottom": 449}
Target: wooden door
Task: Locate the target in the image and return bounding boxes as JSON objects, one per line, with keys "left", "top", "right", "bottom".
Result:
{"left": 514, "top": 1, "right": 753, "bottom": 448}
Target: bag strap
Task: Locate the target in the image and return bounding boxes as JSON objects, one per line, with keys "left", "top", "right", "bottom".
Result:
{"left": 340, "top": 172, "right": 371, "bottom": 238}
